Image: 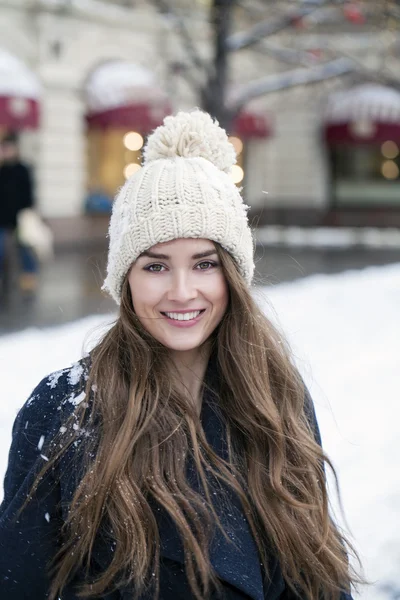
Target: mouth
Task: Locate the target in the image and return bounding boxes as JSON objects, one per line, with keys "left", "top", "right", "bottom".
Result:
{"left": 160, "top": 309, "right": 206, "bottom": 326}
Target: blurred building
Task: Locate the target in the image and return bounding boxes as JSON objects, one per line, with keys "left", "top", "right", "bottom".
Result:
{"left": 0, "top": 0, "right": 399, "bottom": 247}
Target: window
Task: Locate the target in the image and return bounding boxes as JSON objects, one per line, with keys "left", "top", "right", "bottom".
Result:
{"left": 329, "top": 142, "right": 400, "bottom": 206}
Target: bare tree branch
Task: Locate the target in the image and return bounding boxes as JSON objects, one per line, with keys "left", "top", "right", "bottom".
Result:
{"left": 318, "top": 35, "right": 400, "bottom": 88}
{"left": 151, "top": 0, "right": 210, "bottom": 75}
{"left": 226, "top": 0, "right": 342, "bottom": 52}
{"left": 229, "top": 57, "right": 355, "bottom": 111}
{"left": 167, "top": 61, "right": 204, "bottom": 94}
{"left": 387, "top": 4, "right": 400, "bottom": 20}
{"left": 252, "top": 41, "right": 323, "bottom": 67}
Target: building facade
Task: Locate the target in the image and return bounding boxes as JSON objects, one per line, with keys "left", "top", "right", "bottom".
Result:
{"left": 1, "top": 0, "right": 399, "bottom": 246}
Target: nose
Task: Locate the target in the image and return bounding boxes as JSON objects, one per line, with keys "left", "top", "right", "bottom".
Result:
{"left": 166, "top": 270, "right": 198, "bottom": 303}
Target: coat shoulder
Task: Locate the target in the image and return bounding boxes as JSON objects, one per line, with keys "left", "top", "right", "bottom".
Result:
{"left": 1, "top": 359, "right": 90, "bottom": 507}
{"left": 21, "top": 358, "right": 91, "bottom": 426}
{"left": 0, "top": 360, "right": 90, "bottom": 598}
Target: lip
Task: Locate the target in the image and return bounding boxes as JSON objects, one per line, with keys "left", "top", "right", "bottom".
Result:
{"left": 161, "top": 309, "right": 206, "bottom": 328}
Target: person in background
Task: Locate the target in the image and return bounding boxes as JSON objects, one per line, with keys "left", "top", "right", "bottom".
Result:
{"left": 0, "top": 131, "right": 38, "bottom": 295}
{"left": 0, "top": 111, "right": 361, "bottom": 599}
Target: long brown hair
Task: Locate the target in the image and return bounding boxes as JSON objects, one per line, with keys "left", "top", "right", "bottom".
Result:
{"left": 30, "top": 244, "right": 360, "bottom": 599}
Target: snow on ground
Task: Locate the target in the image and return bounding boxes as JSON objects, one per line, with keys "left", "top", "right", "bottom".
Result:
{"left": 255, "top": 225, "right": 400, "bottom": 248}
{"left": 1, "top": 263, "right": 399, "bottom": 598}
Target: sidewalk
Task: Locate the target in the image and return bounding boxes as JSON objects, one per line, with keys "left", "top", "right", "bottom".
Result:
{"left": 1, "top": 239, "right": 400, "bottom": 334}
{"left": 0, "top": 246, "right": 115, "bottom": 334}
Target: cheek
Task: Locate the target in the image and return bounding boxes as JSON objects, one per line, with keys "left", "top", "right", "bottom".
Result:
{"left": 129, "top": 276, "right": 160, "bottom": 313}
{"left": 128, "top": 284, "right": 143, "bottom": 315}
{"left": 209, "top": 275, "right": 229, "bottom": 314}
{"left": 219, "top": 291, "right": 229, "bottom": 316}
{"left": 128, "top": 286, "right": 157, "bottom": 335}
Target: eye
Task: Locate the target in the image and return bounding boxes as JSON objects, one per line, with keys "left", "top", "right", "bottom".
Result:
{"left": 144, "top": 263, "right": 166, "bottom": 273}
{"left": 196, "top": 260, "right": 218, "bottom": 270}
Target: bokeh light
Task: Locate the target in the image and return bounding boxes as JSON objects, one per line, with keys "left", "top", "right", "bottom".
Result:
{"left": 123, "top": 132, "right": 144, "bottom": 151}
{"left": 381, "top": 140, "right": 399, "bottom": 160}
{"left": 228, "top": 135, "right": 243, "bottom": 156}
{"left": 381, "top": 160, "right": 399, "bottom": 180}
{"left": 231, "top": 165, "right": 244, "bottom": 184}
{"left": 124, "top": 163, "right": 141, "bottom": 179}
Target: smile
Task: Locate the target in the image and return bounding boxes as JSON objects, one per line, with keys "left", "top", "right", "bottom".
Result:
{"left": 162, "top": 310, "right": 205, "bottom": 321}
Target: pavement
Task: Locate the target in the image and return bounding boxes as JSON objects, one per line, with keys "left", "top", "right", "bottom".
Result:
{"left": 1, "top": 241, "right": 400, "bottom": 335}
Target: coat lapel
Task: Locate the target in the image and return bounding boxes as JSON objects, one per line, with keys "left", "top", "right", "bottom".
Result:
{"left": 197, "top": 396, "right": 266, "bottom": 600}
{"left": 155, "top": 392, "right": 285, "bottom": 600}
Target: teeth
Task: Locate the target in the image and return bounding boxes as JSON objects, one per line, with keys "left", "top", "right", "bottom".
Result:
{"left": 165, "top": 311, "right": 202, "bottom": 321}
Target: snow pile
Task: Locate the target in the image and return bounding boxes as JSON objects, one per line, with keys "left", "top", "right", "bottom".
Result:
{"left": 255, "top": 264, "right": 400, "bottom": 599}
{"left": 85, "top": 60, "right": 166, "bottom": 113}
{"left": 1, "top": 264, "right": 400, "bottom": 598}
{"left": 255, "top": 225, "right": 400, "bottom": 248}
{"left": 0, "top": 49, "right": 40, "bottom": 98}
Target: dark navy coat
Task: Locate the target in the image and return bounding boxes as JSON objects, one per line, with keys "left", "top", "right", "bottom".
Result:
{"left": 0, "top": 161, "right": 34, "bottom": 229}
{"left": 0, "top": 360, "right": 353, "bottom": 600}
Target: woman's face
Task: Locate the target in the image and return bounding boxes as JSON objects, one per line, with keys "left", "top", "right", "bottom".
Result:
{"left": 128, "top": 238, "right": 229, "bottom": 354}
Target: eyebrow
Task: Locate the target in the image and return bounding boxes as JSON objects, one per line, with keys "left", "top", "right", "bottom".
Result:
{"left": 139, "top": 249, "right": 218, "bottom": 260}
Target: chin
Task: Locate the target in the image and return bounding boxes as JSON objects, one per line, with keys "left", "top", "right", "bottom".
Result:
{"left": 164, "top": 342, "right": 203, "bottom": 352}
{"left": 159, "top": 335, "right": 206, "bottom": 353}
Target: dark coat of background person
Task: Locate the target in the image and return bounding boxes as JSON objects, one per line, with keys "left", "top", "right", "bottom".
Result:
{"left": 0, "top": 361, "right": 352, "bottom": 600}
{"left": 0, "top": 160, "right": 34, "bottom": 229}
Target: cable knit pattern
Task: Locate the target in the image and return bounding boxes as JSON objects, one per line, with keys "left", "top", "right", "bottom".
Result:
{"left": 103, "top": 110, "right": 255, "bottom": 304}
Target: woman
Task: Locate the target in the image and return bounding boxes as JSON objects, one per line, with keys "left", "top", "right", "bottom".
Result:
{"left": 0, "top": 111, "right": 359, "bottom": 599}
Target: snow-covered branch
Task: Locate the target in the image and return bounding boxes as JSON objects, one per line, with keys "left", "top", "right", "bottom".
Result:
{"left": 252, "top": 41, "right": 323, "bottom": 68}
{"left": 226, "top": 0, "right": 340, "bottom": 52}
{"left": 229, "top": 56, "right": 355, "bottom": 111}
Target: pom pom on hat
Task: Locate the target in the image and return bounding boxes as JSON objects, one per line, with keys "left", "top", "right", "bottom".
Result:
{"left": 143, "top": 109, "right": 237, "bottom": 174}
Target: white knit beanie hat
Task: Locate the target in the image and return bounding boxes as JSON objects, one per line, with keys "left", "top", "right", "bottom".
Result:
{"left": 103, "top": 109, "right": 255, "bottom": 304}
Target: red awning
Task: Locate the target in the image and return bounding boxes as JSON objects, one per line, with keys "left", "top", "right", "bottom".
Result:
{"left": 85, "top": 60, "right": 170, "bottom": 132}
{"left": 0, "top": 51, "right": 40, "bottom": 129}
{"left": 232, "top": 110, "right": 272, "bottom": 139}
{"left": 323, "top": 84, "right": 400, "bottom": 144}
{"left": 87, "top": 106, "right": 271, "bottom": 137}
{"left": 85, "top": 102, "right": 171, "bottom": 131}
{"left": 0, "top": 96, "right": 39, "bottom": 129}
